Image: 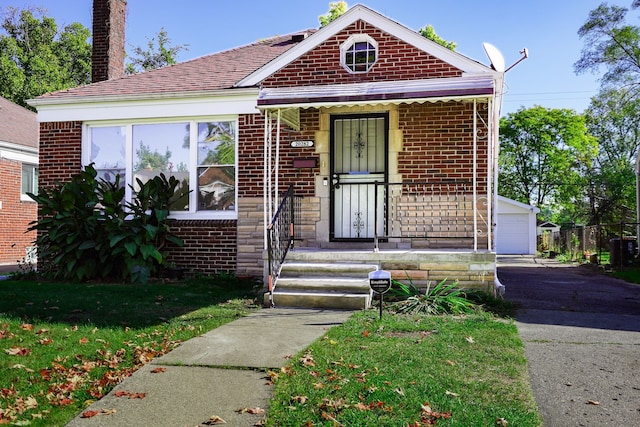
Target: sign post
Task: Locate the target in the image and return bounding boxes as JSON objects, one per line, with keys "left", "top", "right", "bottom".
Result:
{"left": 369, "top": 270, "right": 391, "bottom": 320}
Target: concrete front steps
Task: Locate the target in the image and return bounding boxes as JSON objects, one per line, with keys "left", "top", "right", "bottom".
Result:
{"left": 270, "top": 260, "right": 378, "bottom": 310}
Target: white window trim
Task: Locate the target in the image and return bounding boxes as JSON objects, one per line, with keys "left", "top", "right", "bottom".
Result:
{"left": 83, "top": 116, "right": 239, "bottom": 220}
{"left": 20, "top": 163, "right": 38, "bottom": 202}
{"left": 340, "top": 34, "right": 378, "bottom": 74}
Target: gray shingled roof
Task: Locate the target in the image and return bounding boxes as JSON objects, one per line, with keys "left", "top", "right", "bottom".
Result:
{"left": 34, "top": 32, "right": 313, "bottom": 101}
{"left": 0, "top": 96, "right": 38, "bottom": 148}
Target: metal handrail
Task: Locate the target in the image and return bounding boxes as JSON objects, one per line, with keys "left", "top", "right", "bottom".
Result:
{"left": 266, "top": 184, "right": 298, "bottom": 305}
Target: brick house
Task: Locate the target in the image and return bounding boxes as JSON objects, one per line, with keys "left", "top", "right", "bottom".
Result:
{"left": 0, "top": 96, "right": 39, "bottom": 267}
{"left": 30, "top": 3, "right": 504, "bottom": 307}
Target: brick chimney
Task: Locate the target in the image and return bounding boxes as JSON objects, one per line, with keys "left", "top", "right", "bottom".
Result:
{"left": 92, "top": 0, "right": 127, "bottom": 83}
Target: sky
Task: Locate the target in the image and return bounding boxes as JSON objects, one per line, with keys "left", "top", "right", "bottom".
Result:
{"left": 2, "top": 0, "right": 635, "bottom": 116}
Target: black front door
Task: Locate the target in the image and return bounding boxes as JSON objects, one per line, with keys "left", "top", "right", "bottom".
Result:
{"left": 330, "top": 114, "right": 388, "bottom": 240}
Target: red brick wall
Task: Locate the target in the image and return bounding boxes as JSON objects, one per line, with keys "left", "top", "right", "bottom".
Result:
{"left": 238, "top": 111, "right": 319, "bottom": 198}
{"left": 262, "top": 20, "right": 462, "bottom": 88}
{"left": 39, "top": 121, "right": 83, "bottom": 189}
{"left": 398, "top": 102, "right": 488, "bottom": 192}
{"left": 0, "top": 158, "right": 38, "bottom": 265}
{"left": 164, "top": 220, "right": 237, "bottom": 275}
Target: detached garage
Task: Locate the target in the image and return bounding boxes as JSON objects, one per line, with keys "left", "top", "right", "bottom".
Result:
{"left": 496, "top": 196, "right": 539, "bottom": 255}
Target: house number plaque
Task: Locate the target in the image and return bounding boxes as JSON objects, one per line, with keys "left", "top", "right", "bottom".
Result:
{"left": 290, "top": 140, "right": 314, "bottom": 148}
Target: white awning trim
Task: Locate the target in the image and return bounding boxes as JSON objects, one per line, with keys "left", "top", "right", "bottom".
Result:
{"left": 257, "top": 76, "right": 495, "bottom": 110}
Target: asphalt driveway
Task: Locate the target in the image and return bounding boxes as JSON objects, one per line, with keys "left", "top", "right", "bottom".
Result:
{"left": 498, "top": 256, "right": 640, "bottom": 426}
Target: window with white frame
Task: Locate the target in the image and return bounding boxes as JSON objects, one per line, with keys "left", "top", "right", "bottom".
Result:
{"left": 21, "top": 164, "right": 38, "bottom": 198}
{"left": 85, "top": 118, "right": 237, "bottom": 218}
{"left": 340, "top": 34, "right": 378, "bottom": 73}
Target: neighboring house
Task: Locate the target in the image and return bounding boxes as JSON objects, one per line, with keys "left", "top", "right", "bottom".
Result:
{"left": 0, "top": 96, "right": 39, "bottom": 266}
{"left": 537, "top": 220, "right": 561, "bottom": 235}
{"left": 495, "top": 196, "right": 539, "bottom": 255}
{"left": 30, "top": 1, "right": 505, "bottom": 305}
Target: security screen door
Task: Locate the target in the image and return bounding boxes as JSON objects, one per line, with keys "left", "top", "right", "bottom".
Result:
{"left": 330, "top": 114, "right": 387, "bottom": 240}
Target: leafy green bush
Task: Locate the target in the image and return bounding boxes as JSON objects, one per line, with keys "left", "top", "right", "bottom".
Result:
{"left": 389, "top": 277, "right": 477, "bottom": 315}
{"left": 28, "top": 164, "right": 186, "bottom": 283}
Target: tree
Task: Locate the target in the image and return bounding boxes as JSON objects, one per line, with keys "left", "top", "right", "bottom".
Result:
{"left": 0, "top": 7, "right": 91, "bottom": 108}
{"left": 583, "top": 88, "right": 640, "bottom": 223}
{"left": 318, "top": 1, "right": 456, "bottom": 50}
{"left": 125, "top": 27, "right": 188, "bottom": 74}
{"left": 575, "top": 2, "right": 640, "bottom": 224}
{"left": 574, "top": 2, "right": 640, "bottom": 91}
{"left": 419, "top": 24, "right": 456, "bottom": 51}
{"left": 319, "top": 1, "right": 348, "bottom": 27}
{"left": 498, "top": 107, "right": 597, "bottom": 221}
{"left": 134, "top": 142, "right": 171, "bottom": 172}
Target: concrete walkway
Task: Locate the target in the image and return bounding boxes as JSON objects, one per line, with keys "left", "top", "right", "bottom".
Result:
{"left": 498, "top": 256, "right": 640, "bottom": 426}
{"left": 65, "top": 308, "right": 354, "bottom": 426}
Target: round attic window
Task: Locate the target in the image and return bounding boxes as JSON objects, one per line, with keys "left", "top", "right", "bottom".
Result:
{"left": 341, "top": 34, "right": 378, "bottom": 73}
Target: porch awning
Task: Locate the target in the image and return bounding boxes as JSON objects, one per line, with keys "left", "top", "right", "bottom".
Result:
{"left": 257, "top": 75, "right": 495, "bottom": 110}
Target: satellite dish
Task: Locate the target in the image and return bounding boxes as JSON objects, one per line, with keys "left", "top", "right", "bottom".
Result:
{"left": 483, "top": 42, "right": 505, "bottom": 72}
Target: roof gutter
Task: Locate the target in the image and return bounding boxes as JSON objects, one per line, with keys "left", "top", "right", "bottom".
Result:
{"left": 27, "top": 87, "right": 259, "bottom": 108}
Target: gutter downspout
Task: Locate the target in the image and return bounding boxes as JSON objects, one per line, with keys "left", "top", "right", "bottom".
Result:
{"left": 492, "top": 72, "right": 506, "bottom": 297}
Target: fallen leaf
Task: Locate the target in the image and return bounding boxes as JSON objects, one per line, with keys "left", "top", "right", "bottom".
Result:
{"left": 5, "top": 346, "right": 31, "bottom": 356}
{"left": 21, "top": 323, "right": 33, "bottom": 331}
{"left": 445, "top": 390, "right": 459, "bottom": 397}
{"left": 445, "top": 359, "right": 455, "bottom": 366}
{"left": 236, "top": 407, "right": 265, "bottom": 414}
{"left": 79, "top": 337, "right": 89, "bottom": 344}
{"left": 299, "top": 351, "right": 315, "bottom": 367}
{"left": 394, "top": 388, "right": 405, "bottom": 396}
{"left": 80, "top": 409, "right": 116, "bottom": 418}
{"left": 35, "top": 328, "right": 49, "bottom": 335}
{"left": 81, "top": 410, "right": 99, "bottom": 418}
{"left": 496, "top": 417, "right": 509, "bottom": 426}
{"left": 150, "top": 367, "right": 167, "bottom": 373}
{"left": 39, "top": 337, "right": 53, "bottom": 345}
{"left": 465, "top": 336, "right": 475, "bottom": 343}
{"left": 11, "top": 364, "right": 34, "bottom": 373}
{"left": 128, "top": 393, "right": 146, "bottom": 399}
{"left": 58, "top": 398, "right": 73, "bottom": 406}
{"left": 362, "top": 330, "right": 370, "bottom": 338}
{"left": 291, "top": 395, "right": 308, "bottom": 404}
{"left": 321, "top": 411, "right": 343, "bottom": 426}
{"left": 203, "top": 415, "right": 226, "bottom": 424}
{"left": 587, "top": 400, "right": 600, "bottom": 405}
{"left": 354, "top": 402, "right": 370, "bottom": 411}
{"left": 420, "top": 401, "right": 452, "bottom": 423}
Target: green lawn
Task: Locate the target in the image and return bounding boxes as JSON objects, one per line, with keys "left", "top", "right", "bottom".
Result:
{"left": 1, "top": 277, "right": 541, "bottom": 426}
{"left": 0, "top": 276, "right": 260, "bottom": 426}
{"left": 266, "top": 310, "right": 541, "bottom": 426}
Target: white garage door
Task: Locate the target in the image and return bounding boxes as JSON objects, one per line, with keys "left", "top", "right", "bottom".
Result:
{"left": 496, "top": 214, "right": 530, "bottom": 254}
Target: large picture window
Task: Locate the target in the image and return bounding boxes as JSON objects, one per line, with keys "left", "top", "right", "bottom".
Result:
{"left": 85, "top": 119, "right": 237, "bottom": 218}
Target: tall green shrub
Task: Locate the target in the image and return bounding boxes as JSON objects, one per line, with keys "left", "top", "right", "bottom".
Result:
{"left": 28, "top": 164, "right": 185, "bottom": 283}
